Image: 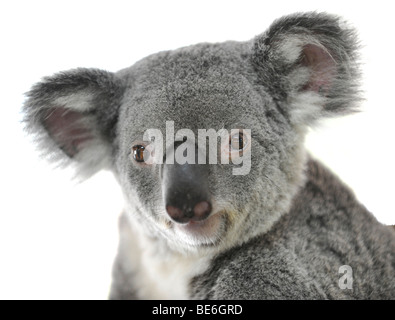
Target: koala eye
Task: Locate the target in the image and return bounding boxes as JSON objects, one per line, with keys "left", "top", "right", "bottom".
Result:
{"left": 230, "top": 132, "right": 248, "bottom": 151}
{"left": 132, "top": 145, "right": 148, "bottom": 163}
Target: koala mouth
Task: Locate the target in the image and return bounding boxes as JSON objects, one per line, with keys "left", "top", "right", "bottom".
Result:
{"left": 178, "top": 212, "right": 221, "bottom": 232}
{"left": 170, "top": 211, "right": 227, "bottom": 246}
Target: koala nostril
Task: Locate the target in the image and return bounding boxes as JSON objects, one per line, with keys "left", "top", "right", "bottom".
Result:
{"left": 166, "top": 205, "right": 184, "bottom": 222}
{"left": 193, "top": 201, "right": 212, "bottom": 221}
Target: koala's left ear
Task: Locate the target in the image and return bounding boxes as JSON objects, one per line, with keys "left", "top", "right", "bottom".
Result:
{"left": 23, "top": 68, "right": 125, "bottom": 178}
{"left": 252, "top": 12, "right": 361, "bottom": 124}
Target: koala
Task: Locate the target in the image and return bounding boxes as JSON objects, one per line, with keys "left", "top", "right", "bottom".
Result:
{"left": 23, "top": 12, "right": 395, "bottom": 299}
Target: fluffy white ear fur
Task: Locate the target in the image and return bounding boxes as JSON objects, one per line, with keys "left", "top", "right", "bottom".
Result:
{"left": 23, "top": 68, "right": 124, "bottom": 179}
{"left": 53, "top": 92, "right": 97, "bottom": 112}
{"left": 41, "top": 105, "right": 113, "bottom": 179}
{"left": 277, "top": 37, "right": 336, "bottom": 125}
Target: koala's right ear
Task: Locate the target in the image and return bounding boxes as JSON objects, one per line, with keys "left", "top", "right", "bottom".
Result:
{"left": 23, "top": 68, "right": 125, "bottom": 178}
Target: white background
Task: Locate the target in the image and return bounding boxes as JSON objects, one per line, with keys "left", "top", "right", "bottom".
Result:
{"left": 0, "top": 0, "right": 394, "bottom": 299}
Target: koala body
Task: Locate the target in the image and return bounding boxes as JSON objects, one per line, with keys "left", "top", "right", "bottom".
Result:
{"left": 24, "top": 12, "right": 395, "bottom": 299}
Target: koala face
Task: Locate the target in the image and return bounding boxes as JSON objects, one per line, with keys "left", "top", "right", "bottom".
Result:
{"left": 23, "top": 13, "right": 360, "bottom": 253}
{"left": 113, "top": 42, "right": 304, "bottom": 251}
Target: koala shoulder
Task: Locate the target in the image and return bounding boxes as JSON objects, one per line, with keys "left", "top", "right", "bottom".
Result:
{"left": 190, "top": 159, "right": 395, "bottom": 299}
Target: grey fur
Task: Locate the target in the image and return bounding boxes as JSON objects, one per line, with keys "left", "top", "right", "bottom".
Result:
{"left": 22, "top": 12, "right": 394, "bottom": 299}
{"left": 190, "top": 160, "right": 395, "bottom": 299}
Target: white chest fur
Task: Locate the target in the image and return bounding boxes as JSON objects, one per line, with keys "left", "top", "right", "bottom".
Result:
{"left": 138, "top": 247, "right": 211, "bottom": 299}
{"left": 122, "top": 217, "right": 213, "bottom": 299}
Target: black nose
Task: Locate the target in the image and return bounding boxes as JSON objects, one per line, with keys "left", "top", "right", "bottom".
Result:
{"left": 162, "top": 142, "right": 212, "bottom": 224}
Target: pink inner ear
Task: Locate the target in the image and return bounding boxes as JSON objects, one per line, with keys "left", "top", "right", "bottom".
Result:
{"left": 301, "top": 44, "right": 336, "bottom": 93}
{"left": 43, "top": 107, "right": 92, "bottom": 157}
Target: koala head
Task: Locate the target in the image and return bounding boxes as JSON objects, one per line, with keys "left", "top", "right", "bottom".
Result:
{"left": 24, "top": 13, "right": 360, "bottom": 253}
